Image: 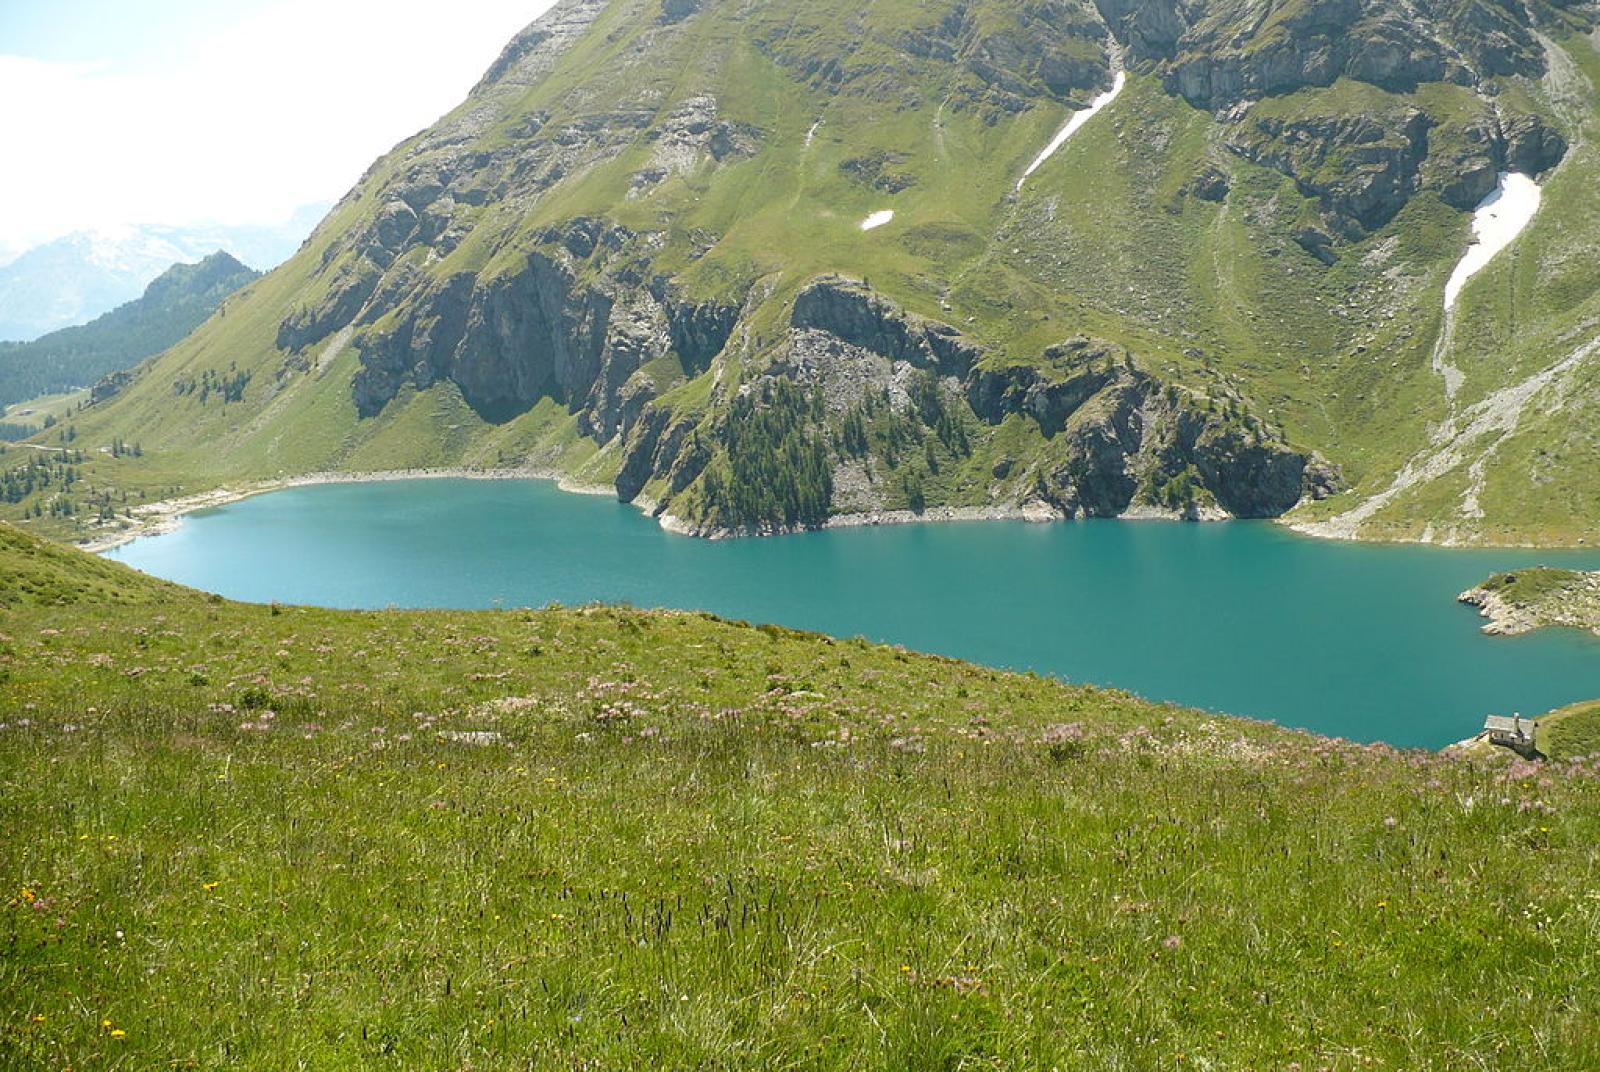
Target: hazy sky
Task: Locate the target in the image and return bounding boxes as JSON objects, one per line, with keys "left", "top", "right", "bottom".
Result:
{"left": 0, "top": 0, "right": 558, "bottom": 252}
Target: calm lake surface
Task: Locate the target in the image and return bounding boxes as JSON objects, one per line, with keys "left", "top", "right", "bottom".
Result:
{"left": 106, "top": 478, "right": 1600, "bottom": 748}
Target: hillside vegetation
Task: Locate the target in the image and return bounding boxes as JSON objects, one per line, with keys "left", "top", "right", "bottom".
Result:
{"left": 1541, "top": 699, "right": 1600, "bottom": 761}
{"left": 0, "top": 252, "right": 259, "bottom": 410}
{"left": 1460, "top": 566, "right": 1600, "bottom": 636}
{"left": 2, "top": 0, "right": 1598, "bottom": 546}
{"left": 3, "top": 525, "right": 1600, "bottom": 1067}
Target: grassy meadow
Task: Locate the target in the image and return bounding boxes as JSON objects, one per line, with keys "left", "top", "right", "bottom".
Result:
{"left": 3, "top": 525, "right": 1600, "bottom": 1068}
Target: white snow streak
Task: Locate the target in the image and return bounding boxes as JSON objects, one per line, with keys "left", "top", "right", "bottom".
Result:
{"left": 1016, "top": 70, "right": 1126, "bottom": 191}
{"left": 1442, "top": 172, "right": 1541, "bottom": 311}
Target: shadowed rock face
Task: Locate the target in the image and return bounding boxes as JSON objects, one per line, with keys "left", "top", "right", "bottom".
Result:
{"left": 348, "top": 221, "right": 741, "bottom": 431}
{"left": 1228, "top": 108, "right": 1434, "bottom": 236}
{"left": 791, "top": 276, "right": 982, "bottom": 376}
{"left": 965, "top": 339, "right": 1341, "bottom": 519}
{"left": 1226, "top": 102, "right": 1566, "bottom": 239}
{"left": 614, "top": 276, "right": 1340, "bottom": 529}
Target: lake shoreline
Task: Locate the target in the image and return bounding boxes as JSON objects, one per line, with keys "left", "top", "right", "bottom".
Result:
{"left": 78, "top": 467, "right": 615, "bottom": 553}
{"left": 96, "top": 473, "right": 1600, "bottom": 751}
{"left": 84, "top": 466, "right": 1591, "bottom": 555}
{"left": 1284, "top": 515, "right": 1591, "bottom": 552}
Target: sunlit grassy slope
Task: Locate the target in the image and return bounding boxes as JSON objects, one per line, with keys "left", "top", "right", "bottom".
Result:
{"left": 3, "top": 525, "right": 1600, "bottom": 1067}
{"left": 3, "top": 3, "right": 1598, "bottom": 546}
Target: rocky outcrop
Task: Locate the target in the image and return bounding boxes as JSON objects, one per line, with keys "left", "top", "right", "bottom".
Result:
{"left": 970, "top": 339, "right": 1341, "bottom": 518}
{"left": 1501, "top": 112, "right": 1568, "bottom": 176}
{"left": 1088, "top": 0, "right": 1566, "bottom": 243}
{"left": 611, "top": 275, "right": 1340, "bottom": 532}
{"left": 1095, "top": 0, "right": 1545, "bottom": 105}
{"left": 1181, "top": 165, "right": 1231, "bottom": 202}
{"left": 660, "top": 0, "right": 704, "bottom": 24}
{"left": 1225, "top": 99, "right": 1565, "bottom": 238}
{"left": 631, "top": 95, "right": 760, "bottom": 194}
{"left": 959, "top": 1, "right": 1115, "bottom": 102}
{"left": 759, "top": 0, "right": 1113, "bottom": 111}
{"left": 276, "top": 261, "right": 382, "bottom": 353}
{"left": 89, "top": 369, "right": 134, "bottom": 405}
{"left": 1227, "top": 108, "right": 1432, "bottom": 235}
{"left": 345, "top": 219, "right": 742, "bottom": 432}
{"left": 791, "top": 276, "right": 982, "bottom": 376}
{"left": 350, "top": 248, "right": 608, "bottom": 423}
{"left": 1459, "top": 569, "right": 1600, "bottom": 637}
{"left": 616, "top": 406, "right": 708, "bottom": 502}
{"left": 653, "top": 281, "right": 742, "bottom": 373}
{"left": 967, "top": 338, "right": 1127, "bottom": 434}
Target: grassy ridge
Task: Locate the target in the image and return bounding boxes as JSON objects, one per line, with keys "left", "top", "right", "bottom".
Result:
{"left": 3, "top": 527, "right": 1600, "bottom": 1067}
{"left": 1542, "top": 700, "right": 1600, "bottom": 762}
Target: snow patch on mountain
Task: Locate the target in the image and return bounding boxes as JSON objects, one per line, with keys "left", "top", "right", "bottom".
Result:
{"left": 1442, "top": 172, "right": 1541, "bottom": 311}
{"left": 1017, "top": 70, "right": 1126, "bottom": 191}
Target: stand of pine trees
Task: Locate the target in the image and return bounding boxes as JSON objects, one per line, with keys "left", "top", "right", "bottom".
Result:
{"left": 701, "top": 380, "right": 833, "bottom": 531}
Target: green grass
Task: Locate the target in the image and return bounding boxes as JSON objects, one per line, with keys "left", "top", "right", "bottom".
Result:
{"left": 1469, "top": 566, "right": 1600, "bottom": 641}
{"left": 1477, "top": 566, "right": 1589, "bottom": 606}
{"left": 1, "top": 389, "right": 89, "bottom": 427}
{"left": 1541, "top": 700, "right": 1600, "bottom": 761}
{"left": 0, "top": 523, "right": 184, "bottom": 607}
{"left": 4, "top": 527, "right": 1600, "bottom": 1067}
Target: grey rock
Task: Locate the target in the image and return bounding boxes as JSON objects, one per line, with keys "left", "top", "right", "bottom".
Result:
{"left": 1227, "top": 108, "right": 1432, "bottom": 235}
{"left": 790, "top": 276, "right": 982, "bottom": 376}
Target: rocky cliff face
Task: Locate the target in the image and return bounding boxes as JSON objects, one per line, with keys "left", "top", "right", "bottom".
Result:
{"left": 1095, "top": 0, "right": 1569, "bottom": 244}
{"left": 1227, "top": 98, "right": 1566, "bottom": 244}
{"left": 759, "top": 0, "right": 1116, "bottom": 112}
{"left": 343, "top": 217, "right": 742, "bottom": 442}
{"left": 619, "top": 276, "right": 1339, "bottom": 533}
{"left": 1097, "top": 0, "right": 1546, "bottom": 103}
{"left": 962, "top": 338, "right": 1340, "bottom": 519}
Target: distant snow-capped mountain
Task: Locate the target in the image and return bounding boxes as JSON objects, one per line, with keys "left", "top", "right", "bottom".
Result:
{"left": 0, "top": 204, "right": 328, "bottom": 342}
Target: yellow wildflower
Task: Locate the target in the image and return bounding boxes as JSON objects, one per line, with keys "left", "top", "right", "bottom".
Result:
{"left": 110, "top": 1029, "right": 126, "bottom": 1039}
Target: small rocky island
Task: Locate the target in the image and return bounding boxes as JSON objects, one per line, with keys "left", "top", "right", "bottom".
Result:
{"left": 1459, "top": 568, "right": 1600, "bottom": 637}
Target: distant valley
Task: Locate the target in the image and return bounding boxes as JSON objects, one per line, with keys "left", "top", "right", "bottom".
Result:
{"left": 0, "top": 205, "right": 325, "bottom": 343}
{"left": 0, "top": 252, "right": 260, "bottom": 418}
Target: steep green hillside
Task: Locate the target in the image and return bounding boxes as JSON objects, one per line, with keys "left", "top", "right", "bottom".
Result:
{"left": 4, "top": 0, "right": 1598, "bottom": 546}
{"left": 0, "top": 252, "right": 260, "bottom": 410}
{"left": 0, "top": 522, "right": 188, "bottom": 607}
{"left": 1541, "top": 699, "right": 1600, "bottom": 759}
{"left": 2, "top": 525, "right": 1599, "bottom": 1067}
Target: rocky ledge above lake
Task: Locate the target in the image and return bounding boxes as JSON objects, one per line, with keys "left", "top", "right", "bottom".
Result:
{"left": 1458, "top": 568, "right": 1600, "bottom": 637}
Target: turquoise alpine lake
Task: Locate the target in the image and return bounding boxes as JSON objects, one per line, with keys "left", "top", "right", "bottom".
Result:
{"left": 106, "top": 477, "right": 1600, "bottom": 748}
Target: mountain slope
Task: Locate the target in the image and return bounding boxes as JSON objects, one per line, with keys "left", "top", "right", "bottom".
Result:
{"left": 4, "top": 524, "right": 1600, "bottom": 1067}
{"left": 8, "top": 0, "right": 1600, "bottom": 546}
{"left": 0, "top": 207, "right": 325, "bottom": 342}
{"left": 0, "top": 252, "right": 261, "bottom": 411}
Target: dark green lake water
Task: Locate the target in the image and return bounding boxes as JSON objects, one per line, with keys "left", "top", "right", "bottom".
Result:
{"left": 106, "top": 478, "right": 1600, "bottom": 748}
